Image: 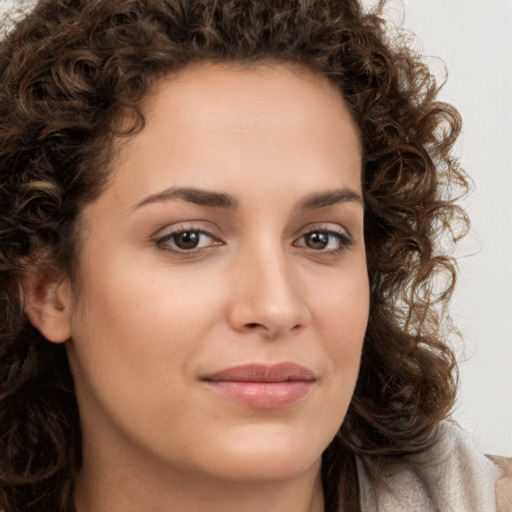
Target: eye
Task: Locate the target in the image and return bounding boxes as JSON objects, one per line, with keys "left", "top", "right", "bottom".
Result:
{"left": 294, "top": 229, "right": 352, "bottom": 253}
{"left": 154, "top": 229, "right": 220, "bottom": 252}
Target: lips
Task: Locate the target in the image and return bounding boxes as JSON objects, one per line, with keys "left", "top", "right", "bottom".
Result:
{"left": 201, "top": 363, "right": 316, "bottom": 408}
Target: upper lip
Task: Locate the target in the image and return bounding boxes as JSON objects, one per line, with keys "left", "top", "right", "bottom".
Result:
{"left": 202, "top": 363, "right": 316, "bottom": 383}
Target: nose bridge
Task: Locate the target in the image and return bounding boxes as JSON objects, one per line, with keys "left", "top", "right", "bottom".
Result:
{"left": 228, "top": 235, "right": 309, "bottom": 337}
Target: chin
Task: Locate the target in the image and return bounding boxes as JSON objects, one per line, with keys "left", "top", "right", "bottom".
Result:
{"left": 198, "top": 425, "right": 328, "bottom": 482}
{"left": 212, "top": 452, "right": 321, "bottom": 483}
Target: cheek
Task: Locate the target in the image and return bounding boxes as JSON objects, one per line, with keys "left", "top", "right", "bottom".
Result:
{"left": 297, "top": 268, "right": 369, "bottom": 456}
{"left": 66, "top": 265, "right": 222, "bottom": 448}
{"left": 315, "top": 259, "right": 369, "bottom": 332}
{"left": 67, "top": 247, "right": 239, "bottom": 421}
{"left": 69, "top": 265, "right": 222, "bottom": 366}
{"left": 314, "top": 264, "right": 369, "bottom": 381}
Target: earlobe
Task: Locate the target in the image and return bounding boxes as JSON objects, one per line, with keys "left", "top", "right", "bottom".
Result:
{"left": 22, "top": 269, "right": 72, "bottom": 344}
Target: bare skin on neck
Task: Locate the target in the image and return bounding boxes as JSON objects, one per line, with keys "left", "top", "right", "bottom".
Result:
{"left": 74, "top": 452, "right": 326, "bottom": 512}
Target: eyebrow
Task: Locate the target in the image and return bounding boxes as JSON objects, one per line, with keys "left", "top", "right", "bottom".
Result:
{"left": 298, "top": 189, "right": 364, "bottom": 210}
{"left": 134, "top": 187, "right": 239, "bottom": 210}
{"left": 133, "top": 186, "right": 363, "bottom": 211}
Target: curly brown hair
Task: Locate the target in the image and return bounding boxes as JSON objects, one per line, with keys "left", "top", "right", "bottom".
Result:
{"left": 0, "top": 0, "right": 468, "bottom": 510}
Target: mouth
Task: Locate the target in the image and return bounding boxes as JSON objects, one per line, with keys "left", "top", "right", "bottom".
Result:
{"left": 201, "top": 363, "right": 316, "bottom": 409}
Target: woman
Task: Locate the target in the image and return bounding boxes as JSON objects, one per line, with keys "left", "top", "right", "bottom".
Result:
{"left": 0, "top": 0, "right": 510, "bottom": 511}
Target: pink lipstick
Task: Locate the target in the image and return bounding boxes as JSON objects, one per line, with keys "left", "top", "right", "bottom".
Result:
{"left": 202, "top": 363, "right": 316, "bottom": 408}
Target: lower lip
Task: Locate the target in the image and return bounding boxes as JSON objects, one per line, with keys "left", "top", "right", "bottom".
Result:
{"left": 204, "top": 381, "right": 314, "bottom": 408}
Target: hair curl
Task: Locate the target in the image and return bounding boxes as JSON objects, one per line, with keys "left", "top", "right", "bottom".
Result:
{"left": 0, "top": 0, "right": 468, "bottom": 510}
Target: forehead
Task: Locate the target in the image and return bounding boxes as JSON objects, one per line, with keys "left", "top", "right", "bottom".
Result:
{"left": 142, "top": 61, "right": 360, "bottom": 146}
{"left": 101, "top": 61, "right": 362, "bottom": 212}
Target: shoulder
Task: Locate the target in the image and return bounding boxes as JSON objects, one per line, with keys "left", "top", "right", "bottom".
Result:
{"left": 357, "top": 421, "right": 506, "bottom": 512}
{"left": 487, "top": 455, "right": 512, "bottom": 512}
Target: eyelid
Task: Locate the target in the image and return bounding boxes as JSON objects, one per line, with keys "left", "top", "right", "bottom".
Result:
{"left": 152, "top": 222, "right": 223, "bottom": 252}
{"left": 293, "top": 223, "right": 354, "bottom": 253}
{"left": 151, "top": 221, "right": 354, "bottom": 256}
{"left": 152, "top": 220, "right": 220, "bottom": 239}
{"left": 294, "top": 222, "right": 352, "bottom": 240}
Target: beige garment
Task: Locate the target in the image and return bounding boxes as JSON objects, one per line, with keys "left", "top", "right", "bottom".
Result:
{"left": 489, "top": 455, "right": 512, "bottom": 512}
{"left": 356, "top": 421, "right": 509, "bottom": 512}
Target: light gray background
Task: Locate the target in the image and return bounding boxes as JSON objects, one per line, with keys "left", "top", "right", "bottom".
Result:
{"left": 1, "top": 0, "right": 511, "bottom": 455}
{"left": 361, "top": 0, "right": 512, "bottom": 455}
{"left": 394, "top": 0, "right": 512, "bottom": 456}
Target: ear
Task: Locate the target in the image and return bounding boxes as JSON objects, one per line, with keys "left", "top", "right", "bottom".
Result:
{"left": 22, "top": 268, "right": 72, "bottom": 344}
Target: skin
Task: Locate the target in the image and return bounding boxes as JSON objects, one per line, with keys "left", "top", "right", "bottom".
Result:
{"left": 27, "top": 62, "right": 369, "bottom": 511}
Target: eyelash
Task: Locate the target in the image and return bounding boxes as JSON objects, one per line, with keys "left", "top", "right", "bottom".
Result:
{"left": 153, "top": 228, "right": 220, "bottom": 254}
{"left": 153, "top": 225, "right": 353, "bottom": 256}
{"left": 294, "top": 228, "right": 353, "bottom": 255}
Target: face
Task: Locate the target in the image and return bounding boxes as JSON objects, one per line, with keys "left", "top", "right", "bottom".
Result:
{"left": 64, "top": 63, "right": 369, "bottom": 486}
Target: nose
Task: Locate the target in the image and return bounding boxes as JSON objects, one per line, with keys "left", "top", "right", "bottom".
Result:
{"left": 227, "top": 244, "right": 310, "bottom": 339}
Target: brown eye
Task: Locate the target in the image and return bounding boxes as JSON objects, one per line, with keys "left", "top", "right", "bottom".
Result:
{"left": 304, "top": 232, "right": 330, "bottom": 250}
{"left": 155, "top": 229, "right": 219, "bottom": 252}
{"left": 172, "top": 231, "right": 202, "bottom": 250}
{"left": 295, "top": 229, "right": 353, "bottom": 253}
